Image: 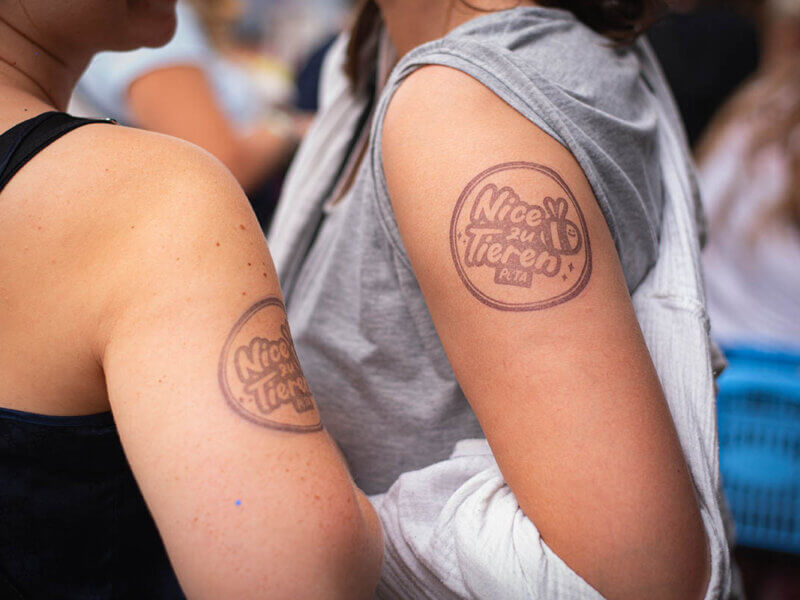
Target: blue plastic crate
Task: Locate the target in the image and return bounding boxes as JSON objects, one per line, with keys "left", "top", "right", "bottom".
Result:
{"left": 717, "top": 346, "right": 800, "bottom": 554}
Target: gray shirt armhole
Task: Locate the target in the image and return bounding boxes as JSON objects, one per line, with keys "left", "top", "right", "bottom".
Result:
{"left": 367, "top": 39, "right": 626, "bottom": 277}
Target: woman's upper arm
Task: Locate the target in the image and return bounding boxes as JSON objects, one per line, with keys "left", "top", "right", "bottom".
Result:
{"left": 381, "top": 66, "right": 708, "bottom": 600}
{"left": 96, "top": 132, "right": 381, "bottom": 599}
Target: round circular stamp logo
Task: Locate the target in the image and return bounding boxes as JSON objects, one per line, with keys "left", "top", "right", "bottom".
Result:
{"left": 218, "top": 298, "right": 322, "bottom": 432}
{"left": 450, "top": 162, "right": 592, "bottom": 311}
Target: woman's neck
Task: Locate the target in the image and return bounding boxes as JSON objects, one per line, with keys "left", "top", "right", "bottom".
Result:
{"left": 0, "top": 11, "right": 84, "bottom": 113}
{"left": 377, "top": 0, "right": 534, "bottom": 58}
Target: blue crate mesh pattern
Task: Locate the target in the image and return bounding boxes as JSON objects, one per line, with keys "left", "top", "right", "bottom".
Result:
{"left": 717, "top": 346, "right": 800, "bottom": 554}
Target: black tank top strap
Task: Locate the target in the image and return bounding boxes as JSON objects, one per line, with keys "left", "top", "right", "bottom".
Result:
{"left": 0, "top": 111, "right": 184, "bottom": 598}
{"left": 0, "top": 111, "right": 115, "bottom": 193}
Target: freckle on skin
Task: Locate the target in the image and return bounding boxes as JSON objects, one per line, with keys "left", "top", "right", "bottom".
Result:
{"left": 242, "top": 291, "right": 247, "bottom": 296}
{"left": 247, "top": 262, "right": 251, "bottom": 267}
{"left": 239, "top": 224, "right": 246, "bottom": 230}
{"left": 216, "top": 242, "right": 220, "bottom": 247}
{"left": 262, "top": 272, "right": 267, "bottom": 278}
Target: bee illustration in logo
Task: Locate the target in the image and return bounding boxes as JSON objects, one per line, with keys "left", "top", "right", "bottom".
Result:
{"left": 540, "top": 196, "right": 582, "bottom": 256}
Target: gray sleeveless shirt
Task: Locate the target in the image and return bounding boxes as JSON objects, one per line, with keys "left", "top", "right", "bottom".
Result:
{"left": 271, "top": 7, "right": 668, "bottom": 494}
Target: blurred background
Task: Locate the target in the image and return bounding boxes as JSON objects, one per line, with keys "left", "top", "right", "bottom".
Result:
{"left": 69, "top": 1, "right": 800, "bottom": 598}
{"left": 70, "top": 0, "right": 353, "bottom": 228}
{"left": 650, "top": 3, "right": 800, "bottom": 599}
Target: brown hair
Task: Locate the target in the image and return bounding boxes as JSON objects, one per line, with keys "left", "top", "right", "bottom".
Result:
{"left": 185, "top": 0, "right": 242, "bottom": 48}
{"left": 537, "top": 0, "right": 666, "bottom": 42}
{"left": 697, "top": 56, "right": 800, "bottom": 235}
{"left": 345, "top": 0, "right": 666, "bottom": 92}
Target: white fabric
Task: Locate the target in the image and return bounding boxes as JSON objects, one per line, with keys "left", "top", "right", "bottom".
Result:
{"left": 270, "top": 35, "right": 731, "bottom": 599}
{"left": 700, "top": 122, "right": 800, "bottom": 350}
{"left": 267, "top": 34, "right": 365, "bottom": 257}
{"left": 369, "top": 40, "right": 731, "bottom": 599}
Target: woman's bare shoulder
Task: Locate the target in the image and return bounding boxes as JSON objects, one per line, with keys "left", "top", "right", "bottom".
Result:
{"left": 0, "top": 121, "right": 262, "bottom": 413}
{"left": 10, "top": 121, "right": 255, "bottom": 255}
{"left": 48, "top": 122, "right": 260, "bottom": 282}
{"left": 64, "top": 122, "right": 245, "bottom": 206}
{"left": 1, "top": 120, "right": 260, "bottom": 334}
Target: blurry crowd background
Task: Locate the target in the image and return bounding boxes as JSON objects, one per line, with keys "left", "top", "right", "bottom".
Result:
{"left": 68, "top": 1, "right": 800, "bottom": 599}
{"left": 70, "top": 0, "right": 352, "bottom": 226}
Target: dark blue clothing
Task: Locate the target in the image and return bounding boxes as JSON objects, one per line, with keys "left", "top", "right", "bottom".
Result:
{"left": 0, "top": 112, "right": 184, "bottom": 599}
{"left": 295, "top": 36, "right": 337, "bottom": 113}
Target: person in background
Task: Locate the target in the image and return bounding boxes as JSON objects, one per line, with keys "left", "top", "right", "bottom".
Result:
{"left": 697, "top": 6, "right": 800, "bottom": 597}
{"left": 74, "top": 0, "right": 307, "bottom": 227}
{"left": 268, "top": 0, "right": 727, "bottom": 597}
{"left": 647, "top": 0, "right": 761, "bottom": 147}
{"left": 0, "top": 0, "right": 382, "bottom": 597}
{"left": 698, "top": 0, "right": 800, "bottom": 350}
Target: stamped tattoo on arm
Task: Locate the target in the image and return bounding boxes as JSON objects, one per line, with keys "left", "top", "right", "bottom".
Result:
{"left": 450, "top": 162, "right": 591, "bottom": 310}
{"left": 218, "top": 297, "right": 322, "bottom": 432}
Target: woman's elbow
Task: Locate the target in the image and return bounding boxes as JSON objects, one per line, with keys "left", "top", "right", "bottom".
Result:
{"left": 656, "top": 497, "right": 711, "bottom": 600}
{"left": 678, "top": 520, "right": 711, "bottom": 600}
{"left": 608, "top": 516, "right": 710, "bottom": 600}
{"left": 308, "top": 489, "right": 384, "bottom": 600}
{"left": 339, "top": 491, "right": 384, "bottom": 599}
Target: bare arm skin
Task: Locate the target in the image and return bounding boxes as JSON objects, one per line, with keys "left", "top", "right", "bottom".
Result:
{"left": 127, "top": 65, "right": 295, "bottom": 192}
{"left": 382, "top": 66, "right": 709, "bottom": 600}
{"left": 103, "top": 130, "right": 381, "bottom": 599}
{"left": 0, "top": 123, "right": 381, "bottom": 598}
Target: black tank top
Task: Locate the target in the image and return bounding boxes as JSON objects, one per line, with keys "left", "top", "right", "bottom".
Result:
{"left": 0, "top": 112, "right": 185, "bottom": 599}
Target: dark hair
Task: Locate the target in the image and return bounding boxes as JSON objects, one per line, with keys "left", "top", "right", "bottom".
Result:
{"left": 345, "top": 0, "right": 666, "bottom": 92}
{"left": 537, "top": 0, "right": 666, "bottom": 42}
{"left": 345, "top": 0, "right": 382, "bottom": 93}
